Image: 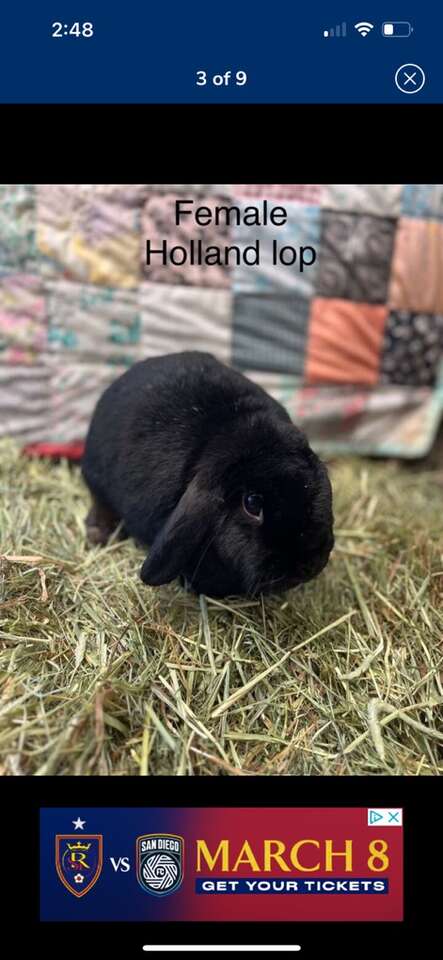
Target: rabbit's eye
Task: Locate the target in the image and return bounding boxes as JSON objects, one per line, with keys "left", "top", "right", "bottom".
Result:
{"left": 242, "top": 493, "right": 264, "bottom": 524}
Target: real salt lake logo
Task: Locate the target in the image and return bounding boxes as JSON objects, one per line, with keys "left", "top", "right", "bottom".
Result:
{"left": 136, "top": 834, "right": 184, "bottom": 896}
{"left": 55, "top": 835, "right": 103, "bottom": 897}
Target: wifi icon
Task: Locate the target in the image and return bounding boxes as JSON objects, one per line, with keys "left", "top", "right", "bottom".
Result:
{"left": 354, "top": 21, "right": 374, "bottom": 36}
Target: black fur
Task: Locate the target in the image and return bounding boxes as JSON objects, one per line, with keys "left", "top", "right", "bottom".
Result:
{"left": 82, "top": 352, "right": 334, "bottom": 597}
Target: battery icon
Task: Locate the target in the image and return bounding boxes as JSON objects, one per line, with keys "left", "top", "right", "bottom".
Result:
{"left": 382, "top": 21, "right": 413, "bottom": 36}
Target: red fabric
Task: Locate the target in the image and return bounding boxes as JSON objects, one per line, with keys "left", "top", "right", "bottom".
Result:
{"left": 23, "top": 442, "right": 85, "bottom": 461}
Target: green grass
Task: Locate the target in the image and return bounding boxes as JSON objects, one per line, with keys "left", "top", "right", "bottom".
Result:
{"left": 0, "top": 437, "right": 442, "bottom": 776}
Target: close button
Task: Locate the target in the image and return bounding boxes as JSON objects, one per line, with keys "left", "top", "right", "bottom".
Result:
{"left": 394, "top": 63, "right": 426, "bottom": 94}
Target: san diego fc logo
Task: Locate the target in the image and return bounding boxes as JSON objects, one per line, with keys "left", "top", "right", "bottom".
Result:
{"left": 136, "top": 834, "right": 184, "bottom": 896}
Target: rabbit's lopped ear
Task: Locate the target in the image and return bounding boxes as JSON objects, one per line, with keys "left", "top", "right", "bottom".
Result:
{"left": 140, "top": 474, "right": 215, "bottom": 586}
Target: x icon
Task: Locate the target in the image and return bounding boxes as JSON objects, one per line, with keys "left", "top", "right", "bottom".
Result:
{"left": 395, "top": 63, "right": 425, "bottom": 94}
{"left": 388, "top": 812, "right": 400, "bottom": 823}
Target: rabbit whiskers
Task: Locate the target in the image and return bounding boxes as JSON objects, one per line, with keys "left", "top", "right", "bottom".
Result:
{"left": 189, "top": 532, "right": 219, "bottom": 586}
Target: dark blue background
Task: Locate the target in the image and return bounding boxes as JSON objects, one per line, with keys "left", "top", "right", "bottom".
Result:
{"left": 40, "top": 807, "right": 192, "bottom": 921}
{"left": 0, "top": 1, "right": 440, "bottom": 103}
{"left": 195, "top": 879, "right": 389, "bottom": 894}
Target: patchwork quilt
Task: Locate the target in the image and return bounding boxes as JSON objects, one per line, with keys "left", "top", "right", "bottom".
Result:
{"left": 1, "top": 183, "right": 442, "bottom": 458}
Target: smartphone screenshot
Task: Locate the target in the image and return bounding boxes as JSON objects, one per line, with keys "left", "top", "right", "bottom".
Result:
{"left": 0, "top": 2, "right": 440, "bottom": 103}
{"left": 1, "top": 2, "right": 441, "bottom": 959}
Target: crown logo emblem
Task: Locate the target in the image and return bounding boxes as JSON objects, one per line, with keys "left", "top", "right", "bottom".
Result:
{"left": 56, "top": 835, "right": 103, "bottom": 898}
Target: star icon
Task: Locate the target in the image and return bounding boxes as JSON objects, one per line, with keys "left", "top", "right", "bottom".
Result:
{"left": 74, "top": 873, "right": 85, "bottom": 884}
{"left": 72, "top": 817, "right": 86, "bottom": 830}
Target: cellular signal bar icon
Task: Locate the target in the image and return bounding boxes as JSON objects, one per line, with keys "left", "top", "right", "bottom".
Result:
{"left": 323, "top": 22, "right": 347, "bottom": 38}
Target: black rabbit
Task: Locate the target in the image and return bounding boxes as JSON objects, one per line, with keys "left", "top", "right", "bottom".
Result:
{"left": 82, "top": 352, "right": 334, "bottom": 597}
